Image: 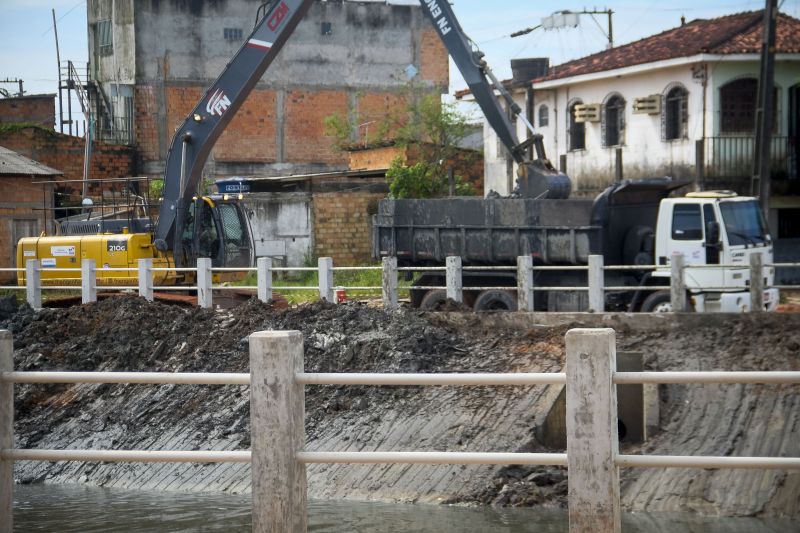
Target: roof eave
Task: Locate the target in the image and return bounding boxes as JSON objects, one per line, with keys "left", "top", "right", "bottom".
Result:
{"left": 531, "top": 52, "right": 800, "bottom": 89}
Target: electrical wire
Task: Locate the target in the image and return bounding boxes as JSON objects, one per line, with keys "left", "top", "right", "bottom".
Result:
{"left": 40, "top": 1, "right": 86, "bottom": 37}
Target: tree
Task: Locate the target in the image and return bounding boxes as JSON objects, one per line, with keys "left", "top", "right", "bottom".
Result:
{"left": 324, "top": 82, "right": 480, "bottom": 198}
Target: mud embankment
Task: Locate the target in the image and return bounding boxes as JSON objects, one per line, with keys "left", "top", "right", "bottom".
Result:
{"left": 4, "top": 298, "right": 799, "bottom": 518}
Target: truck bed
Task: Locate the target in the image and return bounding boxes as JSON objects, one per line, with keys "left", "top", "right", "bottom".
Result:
{"left": 373, "top": 197, "right": 601, "bottom": 266}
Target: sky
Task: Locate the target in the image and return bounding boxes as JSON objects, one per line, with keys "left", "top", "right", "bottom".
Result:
{"left": 1, "top": 0, "right": 799, "bottom": 129}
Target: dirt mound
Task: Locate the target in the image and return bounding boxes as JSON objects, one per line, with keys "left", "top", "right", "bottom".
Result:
{"left": 5, "top": 299, "right": 800, "bottom": 518}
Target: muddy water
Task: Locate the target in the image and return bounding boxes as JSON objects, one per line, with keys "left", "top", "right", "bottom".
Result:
{"left": 12, "top": 484, "right": 799, "bottom": 532}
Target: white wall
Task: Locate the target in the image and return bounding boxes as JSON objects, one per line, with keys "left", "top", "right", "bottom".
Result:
{"left": 243, "top": 192, "right": 312, "bottom": 267}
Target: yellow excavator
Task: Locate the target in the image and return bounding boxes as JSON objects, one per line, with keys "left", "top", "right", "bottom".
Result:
{"left": 18, "top": 0, "right": 568, "bottom": 289}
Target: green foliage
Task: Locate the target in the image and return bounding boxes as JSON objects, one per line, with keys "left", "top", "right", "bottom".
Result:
{"left": 0, "top": 122, "right": 56, "bottom": 137}
{"left": 386, "top": 157, "right": 475, "bottom": 199}
{"left": 148, "top": 179, "right": 164, "bottom": 199}
{"left": 323, "top": 113, "right": 354, "bottom": 151}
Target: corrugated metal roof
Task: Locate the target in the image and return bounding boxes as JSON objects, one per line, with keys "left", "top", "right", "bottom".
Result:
{"left": 0, "top": 145, "right": 62, "bottom": 177}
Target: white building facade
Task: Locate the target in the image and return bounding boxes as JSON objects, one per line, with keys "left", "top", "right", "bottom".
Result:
{"left": 478, "top": 11, "right": 800, "bottom": 239}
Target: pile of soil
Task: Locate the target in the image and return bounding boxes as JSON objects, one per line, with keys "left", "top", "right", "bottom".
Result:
{"left": 4, "top": 297, "right": 799, "bottom": 518}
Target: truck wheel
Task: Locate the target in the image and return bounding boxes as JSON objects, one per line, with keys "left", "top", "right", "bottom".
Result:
{"left": 473, "top": 290, "right": 517, "bottom": 312}
{"left": 640, "top": 291, "right": 672, "bottom": 312}
{"left": 420, "top": 290, "right": 448, "bottom": 311}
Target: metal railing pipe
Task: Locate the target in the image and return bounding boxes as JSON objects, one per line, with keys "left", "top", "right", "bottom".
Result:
{"left": 1, "top": 371, "right": 250, "bottom": 385}
{"left": 296, "top": 451, "right": 568, "bottom": 466}
{"left": 616, "top": 455, "right": 800, "bottom": 469}
{"left": 1, "top": 449, "right": 250, "bottom": 463}
{"left": 295, "top": 372, "right": 565, "bottom": 386}
{"left": 614, "top": 371, "right": 800, "bottom": 385}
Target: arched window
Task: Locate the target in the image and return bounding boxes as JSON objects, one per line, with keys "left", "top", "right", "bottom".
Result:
{"left": 603, "top": 94, "right": 625, "bottom": 147}
{"left": 568, "top": 100, "right": 585, "bottom": 151}
{"left": 538, "top": 104, "right": 549, "bottom": 127}
{"left": 663, "top": 85, "right": 688, "bottom": 141}
{"left": 719, "top": 77, "right": 778, "bottom": 134}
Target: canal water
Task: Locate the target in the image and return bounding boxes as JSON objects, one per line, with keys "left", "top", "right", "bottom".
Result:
{"left": 12, "top": 484, "right": 799, "bottom": 532}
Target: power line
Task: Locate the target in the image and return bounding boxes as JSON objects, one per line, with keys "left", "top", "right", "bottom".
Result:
{"left": 41, "top": 1, "right": 85, "bottom": 37}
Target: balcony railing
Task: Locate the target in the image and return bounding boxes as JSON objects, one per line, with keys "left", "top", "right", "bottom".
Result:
{"left": 703, "top": 135, "right": 794, "bottom": 179}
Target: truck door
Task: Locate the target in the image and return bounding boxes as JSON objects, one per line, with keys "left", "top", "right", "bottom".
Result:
{"left": 669, "top": 203, "right": 721, "bottom": 290}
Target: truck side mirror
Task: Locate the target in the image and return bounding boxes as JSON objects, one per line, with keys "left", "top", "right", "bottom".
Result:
{"left": 705, "top": 221, "right": 720, "bottom": 246}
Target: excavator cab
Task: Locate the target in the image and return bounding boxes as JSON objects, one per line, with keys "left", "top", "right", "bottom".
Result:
{"left": 178, "top": 196, "right": 254, "bottom": 269}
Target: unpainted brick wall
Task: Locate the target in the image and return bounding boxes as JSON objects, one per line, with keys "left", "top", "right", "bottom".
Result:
{"left": 419, "top": 28, "right": 449, "bottom": 87}
{"left": 285, "top": 90, "right": 349, "bottom": 165}
{"left": 0, "top": 95, "right": 55, "bottom": 128}
{"left": 0, "top": 176, "right": 54, "bottom": 279}
{"left": 312, "top": 190, "right": 385, "bottom": 265}
{"left": 0, "top": 127, "right": 135, "bottom": 197}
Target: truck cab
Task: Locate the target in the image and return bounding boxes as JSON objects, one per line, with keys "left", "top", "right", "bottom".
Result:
{"left": 652, "top": 191, "right": 779, "bottom": 312}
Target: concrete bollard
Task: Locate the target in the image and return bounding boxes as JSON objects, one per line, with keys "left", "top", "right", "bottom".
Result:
{"left": 318, "top": 257, "right": 334, "bottom": 303}
{"left": 517, "top": 255, "right": 534, "bottom": 312}
{"left": 588, "top": 255, "right": 604, "bottom": 313}
{"left": 750, "top": 253, "right": 764, "bottom": 312}
{"left": 446, "top": 256, "right": 462, "bottom": 303}
{"left": 196, "top": 258, "right": 213, "bottom": 309}
{"left": 82, "top": 259, "right": 97, "bottom": 304}
{"left": 0, "top": 331, "right": 12, "bottom": 533}
{"left": 138, "top": 258, "right": 154, "bottom": 302}
{"left": 249, "top": 331, "right": 307, "bottom": 533}
{"left": 257, "top": 257, "right": 273, "bottom": 303}
{"left": 25, "top": 259, "right": 41, "bottom": 310}
{"left": 565, "top": 328, "right": 621, "bottom": 533}
{"left": 382, "top": 257, "right": 398, "bottom": 310}
{"left": 670, "top": 252, "right": 686, "bottom": 312}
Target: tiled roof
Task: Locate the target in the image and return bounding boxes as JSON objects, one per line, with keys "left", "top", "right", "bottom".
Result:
{"left": 0, "top": 145, "right": 62, "bottom": 176}
{"left": 534, "top": 10, "right": 800, "bottom": 83}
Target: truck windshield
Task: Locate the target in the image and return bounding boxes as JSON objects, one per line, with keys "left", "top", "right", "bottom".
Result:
{"left": 719, "top": 200, "right": 768, "bottom": 246}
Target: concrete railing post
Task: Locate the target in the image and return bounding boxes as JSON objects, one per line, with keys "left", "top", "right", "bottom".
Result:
{"left": 565, "top": 328, "right": 620, "bottom": 533}
{"left": 588, "top": 255, "right": 604, "bottom": 313}
{"left": 25, "top": 259, "right": 41, "bottom": 310}
{"left": 382, "top": 256, "right": 398, "bottom": 310}
{"left": 750, "top": 252, "right": 764, "bottom": 312}
{"left": 196, "top": 257, "right": 213, "bottom": 309}
{"left": 82, "top": 259, "right": 97, "bottom": 304}
{"left": 318, "top": 257, "right": 334, "bottom": 303}
{"left": 250, "top": 331, "right": 307, "bottom": 533}
{"left": 257, "top": 257, "right": 273, "bottom": 303}
{"left": 446, "top": 256, "right": 462, "bottom": 303}
{"left": 138, "top": 258, "right": 154, "bottom": 302}
{"left": 670, "top": 252, "right": 686, "bottom": 312}
{"left": 517, "top": 255, "right": 534, "bottom": 312}
{"left": 0, "top": 330, "right": 13, "bottom": 533}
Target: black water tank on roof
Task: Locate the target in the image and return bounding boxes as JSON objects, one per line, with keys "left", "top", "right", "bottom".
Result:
{"left": 510, "top": 58, "right": 549, "bottom": 83}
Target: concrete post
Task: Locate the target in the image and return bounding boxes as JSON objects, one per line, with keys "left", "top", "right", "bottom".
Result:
{"left": 750, "top": 252, "right": 764, "bottom": 312}
{"left": 670, "top": 252, "right": 686, "bottom": 312}
{"left": 81, "top": 259, "right": 97, "bottom": 304}
{"left": 517, "top": 255, "right": 534, "bottom": 312}
{"left": 446, "top": 256, "right": 462, "bottom": 303}
{"left": 196, "top": 258, "right": 213, "bottom": 309}
{"left": 382, "top": 256, "right": 398, "bottom": 310}
{"left": 565, "top": 328, "right": 620, "bottom": 533}
{"left": 0, "top": 330, "right": 13, "bottom": 533}
{"left": 249, "top": 331, "right": 307, "bottom": 533}
{"left": 138, "top": 258, "right": 154, "bottom": 302}
{"left": 25, "top": 259, "right": 41, "bottom": 310}
{"left": 257, "top": 257, "right": 273, "bottom": 303}
{"left": 588, "top": 255, "right": 604, "bottom": 313}
{"left": 318, "top": 257, "right": 334, "bottom": 303}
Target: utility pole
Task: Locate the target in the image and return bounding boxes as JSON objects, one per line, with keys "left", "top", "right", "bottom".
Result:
{"left": 512, "top": 9, "right": 614, "bottom": 48}
{"left": 751, "top": 0, "right": 777, "bottom": 218}
{"left": 53, "top": 8, "right": 63, "bottom": 134}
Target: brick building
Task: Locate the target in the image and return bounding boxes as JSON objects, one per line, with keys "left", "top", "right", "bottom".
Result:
{"left": 0, "top": 146, "right": 59, "bottom": 278}
{"left": 86, "top": 0, "right": 449, "bottom": 180}
{"left": 0, "top": 94, "right": 56, "bottom": 129}
{"left": 0, "top": 124, "right": 136, "bottom": 214}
